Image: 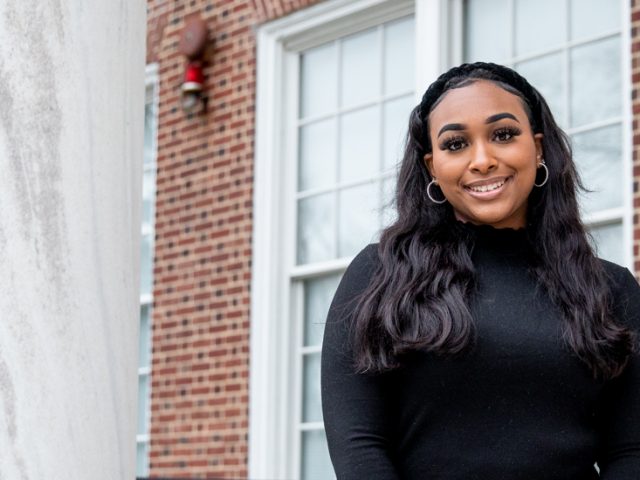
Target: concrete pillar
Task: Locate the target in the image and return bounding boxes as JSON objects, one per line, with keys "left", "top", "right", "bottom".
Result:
{"left": 0, "top": 1, "right": 145, "bottom": 478}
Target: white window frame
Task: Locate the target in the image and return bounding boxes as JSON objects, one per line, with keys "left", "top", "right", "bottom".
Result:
{"left": 137, "top": 61, "right": 159, "bottom": 478}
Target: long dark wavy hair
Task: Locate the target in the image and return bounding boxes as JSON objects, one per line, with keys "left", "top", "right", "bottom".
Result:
{"left": 351, "top": 62, "right": 634, "bottom": 380}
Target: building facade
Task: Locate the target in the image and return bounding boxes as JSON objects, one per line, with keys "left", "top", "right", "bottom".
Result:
{"left": 140, "top": 0, "right": 640, "bottom": 478}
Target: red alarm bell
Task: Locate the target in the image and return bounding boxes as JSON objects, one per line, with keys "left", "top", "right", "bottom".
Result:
{"left": 179, "top": 14, "right": 208, "bottom": 113}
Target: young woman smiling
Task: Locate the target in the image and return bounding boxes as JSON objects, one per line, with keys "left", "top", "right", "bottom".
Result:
{"left": 321, "top": 63, "right": 640, "bottom": 479}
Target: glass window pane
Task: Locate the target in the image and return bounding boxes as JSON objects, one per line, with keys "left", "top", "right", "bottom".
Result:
{"left": 140, "top": 233, "right": 153, "bottom": 297}
{"left": 302, "top": 353, "right": 322, "bottom": 423}
{"left": 297, "top": 193, "right": 335, "bottom": 264}
{"left": 136, "top": 441, "right": 149, "bottom": 476}
{"left": 464, "top": 0, "right": 510, "bottom": 63}
{"left": 571, "top": 0, "right": 620, "bottom": 42}
{"left": 589, "top": 222, "right": 624, "bottom": 265}
{"left": 516, "top": 53, "right": 565, "bottom": 127}
{"left": 515, "top": 0, "right": 566, "bottom": 57}
{"left": 341, "top": 28, "right": 381, "bottom": 108}
{"left": 301, "top": 429, "right": 335, "bottom": 480}
{"left": 339, "top": 106, "right": 381, "bottom": 183}
{"left": 142, "top": 169, "right": 156, "bottom": 228}
{"left": 144, "top": 101, "right": 156, "bottom": 166}
{"left": 301, "top": 43, "right": 338, "bottom": 118}
{"left": 139, "top": 304, "right": 151, "bottom": 368}
{"left": 570, "top": 36, "right": 621, "bottom": 127}
{"left": 304, "top": 274, "right": 342, "bottom": 347}
{"left": 338, "top": 182, "right": 379, "bottom": 258}
{"left": 299, "top": 119, "right": 337, "bottom": 191}
{"left": 383, "top": 95, "right": 413, "bottom": 171}
{"left": 573, "top": 124, "right": 623, "bottom": 215}
{"left": 382, "top": 177, "right": 397, "bottom": 228}
{"left": 137, "top": 373, "right": 149, "bottom": 435}
{"left": 384, "top": 17, "right": 415, "bottom": 96}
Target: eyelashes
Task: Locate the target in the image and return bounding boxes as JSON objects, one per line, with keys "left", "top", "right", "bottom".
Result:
{"left": 438, "top": 126, "right": 522, "bottom": 152}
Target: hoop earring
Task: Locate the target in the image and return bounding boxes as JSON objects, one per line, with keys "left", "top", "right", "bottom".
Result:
{"left": 534, "top": 159, "right": 549, "bottom": 187}
{"left": 427, "top": 179, "right": 447, "bottom": 204}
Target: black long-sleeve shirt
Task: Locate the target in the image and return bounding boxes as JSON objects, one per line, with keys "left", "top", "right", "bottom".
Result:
{"left": 321, "top": 222, "right": 640, "bottom": 479}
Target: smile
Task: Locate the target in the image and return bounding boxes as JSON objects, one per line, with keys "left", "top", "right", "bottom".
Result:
{"left": 463, "top": 176, "right": 512, "bottom": 198}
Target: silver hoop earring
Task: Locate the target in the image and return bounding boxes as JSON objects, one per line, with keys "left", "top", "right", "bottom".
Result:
{"left": 534, "top": 160, "right": 549, "bottom": 187}
{"left": 427, "top": 179, "right": 447, "bottom": 204}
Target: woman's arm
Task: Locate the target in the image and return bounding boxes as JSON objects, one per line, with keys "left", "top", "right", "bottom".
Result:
{"left": 321, "top": 244, "right": 400, "bottom": 480}
{"left": 597, "top": 267, "right": 640, "bottom": 479}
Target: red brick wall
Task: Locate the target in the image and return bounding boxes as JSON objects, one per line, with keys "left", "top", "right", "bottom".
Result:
{"left": 146, "top": 0, "right": 321, "bottom": 478}
{"left": 633, "top": 0, "right": 640, "bottom": 279}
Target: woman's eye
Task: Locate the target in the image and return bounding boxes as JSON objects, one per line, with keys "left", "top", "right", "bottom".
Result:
{"left": 493, "top": 127, "right": 521, "bottom": 142}
{"left": 441, "top": 137, "right": 467, "bottom": 152}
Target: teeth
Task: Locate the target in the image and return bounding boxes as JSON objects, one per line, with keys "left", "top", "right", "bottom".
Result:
{"left": 468, "top": 179, "right": 506, "bottom": 193}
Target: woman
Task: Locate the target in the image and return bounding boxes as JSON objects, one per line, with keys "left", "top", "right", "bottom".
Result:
{"left": 320, "top": 62, "right": 640, "bottom": 479}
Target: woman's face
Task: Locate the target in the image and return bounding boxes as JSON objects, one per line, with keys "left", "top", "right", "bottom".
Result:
{"left": 423, "top": 80, "right": 543, "bottom": 229}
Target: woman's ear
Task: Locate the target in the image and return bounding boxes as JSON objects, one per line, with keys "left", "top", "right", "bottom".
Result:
{"left": 534, "top": 133, "right": 544, "bottom": 161}
{"left": 423, "top": 153, "right": 434, "bottom": 178}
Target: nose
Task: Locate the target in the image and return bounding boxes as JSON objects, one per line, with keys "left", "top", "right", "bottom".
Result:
{"left": 469, "top": 143, "right": 498, "bottom": 174}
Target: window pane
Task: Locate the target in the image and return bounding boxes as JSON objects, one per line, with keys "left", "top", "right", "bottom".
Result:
{"left": 142, "top": 169, "right": 156, "bottom": 228}
{"left": 137, "top": 373, "right": 149, "bottom": 435}
{"left": 571, "top": 0, "right": 620, "bottom": 42}
{"left": 301, "top": 43, "right": 338, "bottom": 118}
{"left": 297, "top": 193, "right": 335, "bottom": 264}
{"left": 301, "top": 429, "right": 335, "bottom": 480}
{"left": 339, "top": 106, "right": 381, "bottom": 183}
{"left": 573, "top": 124, "right": 623, "bottom": 215}
{"left": 304, "top": 274, "right": 342, "bottom": 347}
{"left": 516, "top": 53, "right": 565, "bottom": 127}
{"left": 136, "top": 441, "right": 149, "bottom": 476}
{"left": 464, "top": 0, "right": 510, "bottom": 63}
{"left": 570, "top": 36, "right": 621, "bottom": 127}
{"left": 384, "top": 17, "right": 414, "bottom": 96}
{"left": 338, "top": 182, "right": 380, "bottom": 258}
{"left": 299, "top": 119, "right": 337, "bottom": 191}
{"left": 515, "top": 0, "right": 566, "bottom": 57}
{"left": 341, "top": 28, "right": 381, "bottom": 108}
{"left": 589, "top": 222, "right": 624, "bottom": 265}
{"left": 144, "top": 101, "right": 156, "bottom": 166}
{"left": 139, "top": 304, "right": 151, "bottom": 368}
{"left": 302, "top": 353, "right": 322, "bottom": 423}
{"left": 383, "top": 95, "right": 413, "bottom": 171}
{"left": 382, "top": 176, "right": 397, "bottom": 228}
{"left": 140, "top": 233, "right": 153, "bottom": 297}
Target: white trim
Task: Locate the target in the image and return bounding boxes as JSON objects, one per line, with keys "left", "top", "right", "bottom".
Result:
{"left": 136, "top": 63, "right": 159, "bottom": 479}
{"left": 620, "top": 0, "right": 633, "bottom": 270}
{"left": 298, "top": 89, "right": 413, "bottom": 125}
{"left": 250, "top": 1, "right": 417, "bottom": 478}
{"left": 583, "top": 207, "right": 626, "bottom": 226}
{"left": 416, "top": 0, "right": 447, "bottom": 97}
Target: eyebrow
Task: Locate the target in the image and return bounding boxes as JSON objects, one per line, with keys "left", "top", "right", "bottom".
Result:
{"left": 436, "top": 112, "right": 520, "bottom": 138}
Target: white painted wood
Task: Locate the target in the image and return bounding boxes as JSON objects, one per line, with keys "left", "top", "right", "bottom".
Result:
{"left": 620, "top": 0, "right": 634, "bottom": 270}
{"left": 0, "top": 0, "right": 144, "bottom": 479}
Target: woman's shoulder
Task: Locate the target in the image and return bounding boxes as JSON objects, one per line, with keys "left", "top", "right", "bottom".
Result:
{"left": 597, "top": 258, "right": 638, "bottom": 290}
{"left": 339, "top": 243, "right": 380, "bottom": 290}
{"left": 597, "top": 258, "right": 640, "bottom": 329}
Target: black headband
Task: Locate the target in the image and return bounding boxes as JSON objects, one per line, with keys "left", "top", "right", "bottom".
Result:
{"left": 418, "top": 62, "right": 543, "bottom": 134}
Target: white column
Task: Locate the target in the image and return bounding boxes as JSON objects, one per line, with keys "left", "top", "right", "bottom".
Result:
{"left": 0, "top": 1, "right": 145, "bottom": 478}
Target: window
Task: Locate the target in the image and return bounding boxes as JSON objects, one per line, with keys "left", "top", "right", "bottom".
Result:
{"left": 251, "top": 1, "right": 415, "bottom": 478}
{"left": 463, "top": 0, "right": 630, "bottom": 266}
{"left": 294, "top": 17, "right": 415, "bottom": 478}
{"left": 252, "top": 1, "right": 631, "bottom": 477}
{"left": 137, "top": 63, "right": 159, "bottom": 478}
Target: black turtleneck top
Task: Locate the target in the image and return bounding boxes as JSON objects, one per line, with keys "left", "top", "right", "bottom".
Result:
{"left": 321, "top": 222, "right": 640, "bottom": 479}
